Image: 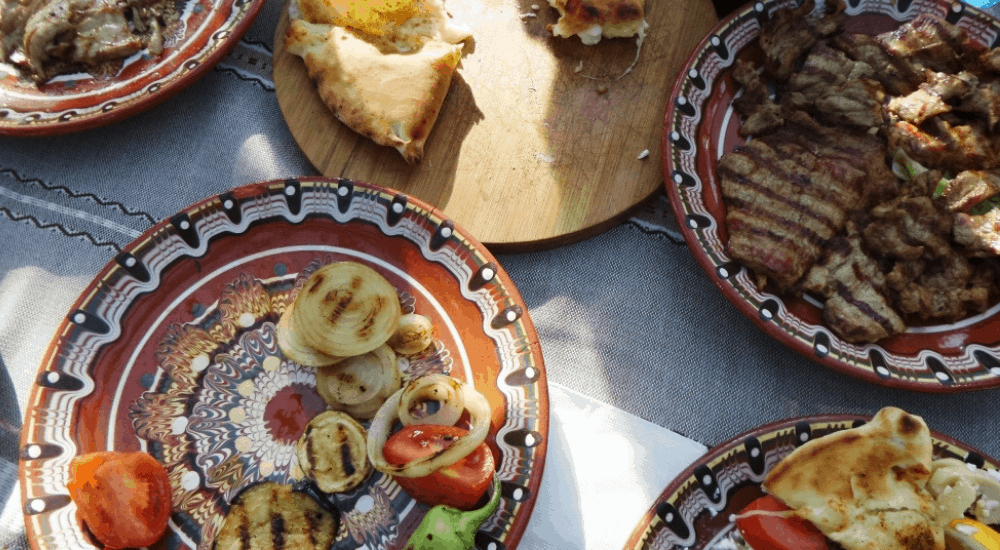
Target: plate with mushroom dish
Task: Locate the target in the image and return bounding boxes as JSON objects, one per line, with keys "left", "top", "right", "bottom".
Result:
{"left": 0, "top": 0, "right": 265, "bottom": 135}
{"left": 665, "top": 0, "right": 1000, "bottom": 391}
{"left": 18, "top": 178, "right": 548, "bottom": 550}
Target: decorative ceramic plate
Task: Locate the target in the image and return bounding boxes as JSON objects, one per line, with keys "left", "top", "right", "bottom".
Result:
{"left": 663, "top": 0, "right": 1000, "bottom": 392}
{"left": 18, "top": 178, "right": 548, "bottom": 550}
{"left": 0, "top": 0, "right": 265, "bottom": 135}
{"left": 623, "top": 413, "right": 1000, "bottom": 549}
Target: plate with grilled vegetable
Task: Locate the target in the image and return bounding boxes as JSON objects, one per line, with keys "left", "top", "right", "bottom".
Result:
{"left": 665, "top": 0, "right": 1000, "bottom": 391}
{"left": 18, "top": 178, "right": 548, "bottom": 550}
{"left": 0, "top": 0, "right": 265, "bottom": 135}
{"left": 624, "top": 407, "right": 1000, "bottom": 550}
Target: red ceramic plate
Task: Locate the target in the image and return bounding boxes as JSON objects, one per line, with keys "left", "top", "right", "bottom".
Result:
{"left": 623, "top": 412, "right": 1000, "bottom": 549}
{"left": 0, "top": 0, "right": 265, "bottom": 135}
{"left": 664, "top": 0, "right": 1000, "bottom": 392}
{"left": 18, "top": 178, "right": 548, "bottom": 550}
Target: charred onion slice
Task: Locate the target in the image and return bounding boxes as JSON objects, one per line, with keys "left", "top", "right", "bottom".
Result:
{"left": 387, "top": 314, "right": 434, "bottom": 355}
{"left": 276, "top": 301, "right": 344, "bottom": 367}
{"left": 291, "top": 262, "right": 402, "bottom": 358}
{"left": 397, "top": 373, "right": 464, "bottom": 427}
{"left": 368, "top": 375, "right": 490, "bottom": 478}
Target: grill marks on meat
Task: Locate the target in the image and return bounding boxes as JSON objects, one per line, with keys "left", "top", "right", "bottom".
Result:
{"left": 720, "top": 132, "right": 863, "bottom": 291}
{"left": 721, "top": 4, "right": 1000, "bottom": 343}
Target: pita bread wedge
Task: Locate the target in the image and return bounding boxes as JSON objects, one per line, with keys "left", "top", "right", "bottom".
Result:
{"left": 763, "top": 407, "right": 944, "bottom": 550}
{"left": 546, "top": 0, "right": 647, "bottom": 45}
{"left": 285, "top": 20, "right": 462, "bottom": 163}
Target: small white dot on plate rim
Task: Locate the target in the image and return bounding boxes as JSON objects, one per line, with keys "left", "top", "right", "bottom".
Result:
{"left": 799, "top": 432, "right": 809, "bottom": 442}
{"left": 30, "top": 499, "right": 45, "bottom": 513}
{"left": 392, "top": 202, "right": 404, "bottom": 213}
{"left": 27, "top": 445, "right": 42, "bottom": 459}
{"left": 710, "top": 36, "right": 721, "bottom": 46}
{"left": 440, "top": 226, "right": 453, "bottom": 238}
{"left": 525, "top": 367, "right": 536, "bottom": 379}
{"left": 180, "top": 220, "right": 190, "bottom": 230}
{"left": 750, "top": 447, "right": 760, "bottom": 458}
{"left": 191, "top": 353, "right": 210, "bottom": 372}
{"left": 991, "top": 367, "right": 1000, "bottom": 376}
{"left": 673, "top": 174, "right": 683, "bottom": 184}
{"left": 936, "top": 371, "right": 951, "bottom": 381}
{"left": 816, "top": 344, "right": 829, "bottom": 354}
{"left": 171, "top": 417, "right": 188, "bottom": 435}
{"left": 702, "top": 474, "right": 712, "bottom": 485}
{"left": 688, "top": 219, "right": 699, "bottom": 229}
{"left": 513, "top": 488, "right": 524, "bottom": 500}
{"left": 224, "top": 199, "right": 234, "bottom": 209}
{"left": 718, "top": 267, "right": 730, "bottom": 278}
{"left": 73, "top": 313, "right": 86, "bottom": 324}
{"left": 488, "top": 544, "right": 498, "bottom": 550}
{"left": 665, "top": 512, "right": 674, "bottom": 522}
{"left": 755, "top": 2, "right": 764, "bottom": 10}
{"left": 125, "top": 256, "right": 136, "bottom": 267}
{"left": 761, "top": 309, "right": 773, "bottom": 319}
{"left": 239, "top": 313, "right": 255, "bottom": 327}
{"left": 355, "top": 495, "right": 375, "bottom": 513}
{"left": 524, "top": 433, "right": 536, "bottom": 446}
{"left": 688, "top": 68, "right": 698, "bottom": 79}
{"left": 481, "top": 267, "right": 495, "bottom": 281}
{"left": 46, "top": 372, "right": 59, "bottom": 384}
{"left": 952, "top": 2, "right": 962, "bottom": 12}
{"left": 877, "top": 365, "right": 891, "bottom": 376}
{"left": 671, "top": 131, "right": 680, "bottom": 141}
{"left": 506, "top": 310, "right": 517, "bottom": 322}
{"left": 338, "top": 186, "right": 349, "bottom": 196}
{"left": 677, "top": 97, "right": 687, "bottom": 106}
{"left": 285, "top": 186, "right": 296, "bottom": 196}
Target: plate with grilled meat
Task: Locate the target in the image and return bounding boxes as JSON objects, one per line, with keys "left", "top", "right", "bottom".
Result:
{"left": 664, "top": 0, "right": 1000, "bottom": 391}
{"left": 18, "top": 179, "right": 548, "bottom": 550}
{"left": 0, "top": 0, "right": 265, "bottom": 135}
{"left": 623, "top": 408, "right": 1000, "bottom": 550}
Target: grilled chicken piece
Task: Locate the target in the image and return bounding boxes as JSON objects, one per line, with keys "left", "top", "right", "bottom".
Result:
{"left": 887, "top": 119, "right": 1000, "bottom": 172}
{"left": 880, "top": 14, "right": 983, "bottom": 76}
{"left": 758, "top": 0, "right": 845, "bottom": 80}
{"left": 801, "top": 227, "right": 907, "bottom": 343}
{"left": 940, "top": 170, "right": 1000, "bottom": 212}
{"left": 787, "top": 42, "right": 886, "bottom": 128}
{"left": 214, "top": 483, "right": 338, "bottom": 550}
{"left": 955, "top": 209, "right": 1000, "bottom": 257}
{"left": 719, "top": 129, "right": 863, "bottom": 290}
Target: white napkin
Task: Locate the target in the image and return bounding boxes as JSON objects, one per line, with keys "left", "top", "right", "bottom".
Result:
{"left": 519, "top": 383, "right": 708, "bottom": 550}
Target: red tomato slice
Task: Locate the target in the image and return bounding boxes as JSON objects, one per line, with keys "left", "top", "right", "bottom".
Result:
{"left": 735, "top": 495, "right": 830, "bottom": 550}
{"left": 383, "top": 424, "right": 495, "bottom": 510}
{"left": 67, "top": 451, "right": 172, "bottom": 549}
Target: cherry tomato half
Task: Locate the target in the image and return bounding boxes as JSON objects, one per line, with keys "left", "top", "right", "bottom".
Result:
{"left": 67, "top": 451, "right": 172, "bottom": 549}
{"left": 735, "top": 495, "right": 830, "bottom": 550}
{"left": 383, "top": 424, "right": 495, "bottom": 510}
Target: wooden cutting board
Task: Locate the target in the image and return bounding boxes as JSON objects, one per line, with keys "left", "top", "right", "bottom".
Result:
{"left": 273, "top": 0, "right": 718, "bottom": 251}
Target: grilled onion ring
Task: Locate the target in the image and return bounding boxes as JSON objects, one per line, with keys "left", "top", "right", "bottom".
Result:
{"left": 398, "top": 373, "right": 464, "bottom": 427}
{"left": 367, "top": 375, "right": 490, "bottom": 478}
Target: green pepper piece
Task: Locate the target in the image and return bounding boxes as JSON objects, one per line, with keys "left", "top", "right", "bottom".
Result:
{"left": 405, "top": 474, "right": 502, "bottom": 550}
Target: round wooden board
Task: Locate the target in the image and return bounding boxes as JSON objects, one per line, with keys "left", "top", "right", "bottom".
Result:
{"left": 273, "top": 0, "right": 718, "bottom": 251}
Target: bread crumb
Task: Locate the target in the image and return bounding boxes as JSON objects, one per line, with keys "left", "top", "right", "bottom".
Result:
{"left": 573, "top": 60, "right": 584, "bottom": 73}
{"left": 637, "top": 149, "right": 650, "bottom": 160}
{"left": 520, "top": 12, "right": 537, "bottom": 18}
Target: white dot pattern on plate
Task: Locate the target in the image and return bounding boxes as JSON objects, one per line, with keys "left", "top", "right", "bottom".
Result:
{"left": 180, "top": 220, "right": 190, "bottom": 230}
{"left": 710, "top": 36, "right": 720, "bottom": 46}
{"left": 750, "top": 447, "right": 759, "bottom": 457}
{"left": 718, "top": 268, "right": 730, "bottom": 278}
{"left": 877, "top": 366, "right": 891, "bottom": 376}
{"left": 224, "top": 200, "right": 234, "bottom": 209}
{"left": 73, "top": 313, "right": 86, "bottom": 324}
{"left": 239, "top": 313, "right": 255, "bottom": 327}
{"left": 936, "top": 371, "right": 950, "bottom": 381}
{"left": 285, "top": 186, "right": 296, "bottom": 196}
{"left": 46, "top": 372, "right": 59, "bottom": 384}
{"left": 762, "top": 309, "right": 773, "bottom": 319}
{"left": 799, "top": 432, "right": 809, "bottom": 442}
{"left": 525, "top": 367, "right": 535, "bottom": 378}
{"left": 30, "top": 500, "right": 45, "bottom": 513}
{"left": 506, "top": 310, "right": 517, "bottom": 322}
{"left": 191, "top": 353, "right": 210, "bottom": 372}
{"left": 702, "top": 474, "right": 712, "bottom": 485}
{"left": 392, "top": 202, "right": 404, "bottom": 213}
{"left": 338, "top": 186, "right": 349, "bottom": 196}
{"left": 816, "top": 344, "right": 828, "bottom": 354}
{"left": 181, "top": 470, "right": 201, "bottom": 491}
{"left": 524, "top": 433, "right": 535, "bottom": 446}
{"left": 356, "top": 495, "right": 375, "bottom": 513}
{"left": 481, "top": 267, "right": 495, "bottom": 281}
{"left": 27, "top": 445, "right": 41, "bottom": 459}
{"left": 513, "top": 488, "right": 524, "bottom": 500}
{"left": 441, "top": 227, "right": 453, "bottom": 238}
{"left": 171, "top": 417, "right": 188, "bottom": 435}
{"left": 125, "top": 257, "right": 136, "bottom": 267}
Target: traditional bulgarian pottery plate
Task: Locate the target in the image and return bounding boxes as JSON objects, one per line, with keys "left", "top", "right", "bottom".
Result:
{"left": 18, "top": 178, "right": 548, "bottom": 550}
{"left": 0, "top": 0, "right": 265, "bottom": 135}
{"left": 622, "top": 413, "right": 1000, "bottom": 550}
{"left": 664, "top": 0, "right": 1000, "bottom": 392}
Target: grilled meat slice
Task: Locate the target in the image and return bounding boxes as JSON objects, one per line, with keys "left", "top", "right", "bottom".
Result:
{"left": 787, "top": 42, "right": 886, "bottom": 128}
{"left": 758, "top": 0, "right": 845, "bottom": 80}
{"left": 887, "top": 119, "right": 1000, "bottom": 172}
{"left": 801, "top": 227, "right": 907, "bottom": 343}
{"left": 720, "top": 131, "right": 863, "bottom": 290}
{"left": 732, "top": 59, "right": 785, "bottom": 136}
{"left": 864, "top": 196, "right": 953, "bottom": 261}
{"left": 879, "top": 14, "right": 984, "bottom": 76}
{"left": 886, "top": 253, "right": 996, "bottom": 323}
{"left": 214, "top": 483, "right": 338, "bottom": 550}
{"left": 832, "top": 32, "right": 923, "bottom": 96}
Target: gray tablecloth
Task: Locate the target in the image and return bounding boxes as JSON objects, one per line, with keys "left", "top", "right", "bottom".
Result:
{"left": 4, "top": 1, "right": 1000, "bottom": 549}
